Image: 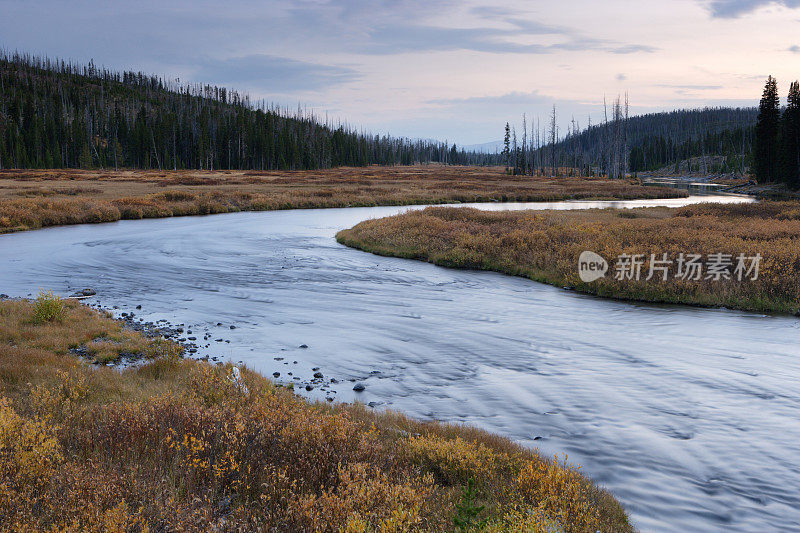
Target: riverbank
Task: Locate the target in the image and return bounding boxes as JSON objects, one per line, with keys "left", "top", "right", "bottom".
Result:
{"left": 0, "top": 166, "right": 687, "bottom": 233}
{"left": 337, "top": 201, "right": 800, "bottom": 315}
{"left": 0, "top": 295, "right": 632, "bottom": 531}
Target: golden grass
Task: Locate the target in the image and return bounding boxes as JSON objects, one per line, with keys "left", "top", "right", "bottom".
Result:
{"left": 0, "top": 298, "right": 632, "bottom": 532}
{"left": 337, "top": 201, "right": 800, "bottom": 314}
{"left": 0, "top": 166, "right": 686, "bottom": 233}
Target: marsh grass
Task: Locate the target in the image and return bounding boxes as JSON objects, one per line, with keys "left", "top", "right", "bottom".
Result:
{"left": 0, "top": 166, "right": 686, "bottom": 234}
{"left": 0, "top": 298, "right": 632, "bottom": 532}
{"left": 337, "top": 202, "right": 800, "bottom": 314}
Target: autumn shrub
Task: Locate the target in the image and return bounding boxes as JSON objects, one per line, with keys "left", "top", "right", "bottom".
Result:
{"left": 513, "top": 455, "right": 600, "bottom": 532}
{"left": 0, "top": 397, "right": 63, "bottom": 486}
{"left": 295, "top": 463, "right": 436, "bottom": 531}
{"left": 31, "top": 288, "right": 64, "bottom": 323}
{"left": 29, "top": 368, "right": 89, "bottom": 419}
{"left": 404, "top": 434, "right": 515, "bottom": 486}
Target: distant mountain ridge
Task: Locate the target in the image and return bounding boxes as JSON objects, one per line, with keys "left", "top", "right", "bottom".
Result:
{"left": 461, "top": 140, "right": 505, "bottom": 154}
{"left": 505, "top": 107, "right": 758, "bottom": 176}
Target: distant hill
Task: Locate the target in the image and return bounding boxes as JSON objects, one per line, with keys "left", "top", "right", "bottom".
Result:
{"left": 511, "top": 107, "right": 757, "bottom": 177}
{"left": 572, "top": 107, "right": 756, "bottom": 173}
{"left": 0, "top": 52, "right": 496, "bottom": 170}
{"left": 462, "top": 140, "right": 504, "bottom": 154}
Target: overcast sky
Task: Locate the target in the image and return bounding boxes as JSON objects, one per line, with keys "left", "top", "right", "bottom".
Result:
{"left": 2, "top": 0, "right": 800, "bottom": 144}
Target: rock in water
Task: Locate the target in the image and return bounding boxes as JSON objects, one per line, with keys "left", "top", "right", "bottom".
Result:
{"left": 353, "top": 382, "right": 366, "bottom": 392}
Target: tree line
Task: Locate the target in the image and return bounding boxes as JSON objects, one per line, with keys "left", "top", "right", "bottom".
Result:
{"left": 0, "top": 52, "right": 498, "bottom": 171}
{"left": 753, "top": 75, "right": 800, "bottom": 186}
{"left": 502, "top": 103, "right": 757, "bottom": 178}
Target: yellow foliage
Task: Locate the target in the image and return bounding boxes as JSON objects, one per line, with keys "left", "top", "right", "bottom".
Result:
{"left": 30, "top": 369, "right": 89, "bottom": 419}
{"left": 485, "top": 506, "right": 563, "bottom": 532}
{"left": 0, "top": 397, "right": 62, "bottom": 487}
{"left": 513, "top": 455, "right": 600, "bottom": 532}
{"left": 300, "top": 463, "right": 435, "bottom": 532}
{"left": 404, "top": 434, "right": 513, "bottom": 485}
{"left": 31, "top": 288, "right": 64, "bottom": 323}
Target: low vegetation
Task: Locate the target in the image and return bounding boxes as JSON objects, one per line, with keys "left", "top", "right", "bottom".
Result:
{"left": 0, "top": 297, "right": 631, "bottom": 531}
{"left": 337, "top": 201, "right": 800, "bottom": 314}
{"left": 30, "top": 289, "right": 65, "bottom": 324}
{"left": 0, "top": 166, "right": 686, "bottom": 233}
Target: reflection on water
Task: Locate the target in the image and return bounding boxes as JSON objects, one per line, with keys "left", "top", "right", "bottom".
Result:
{"left": 3, "top": 195, "right": 798, "bottom": 532}
{"left": 641, "top": 177, "right": 739, "bottom": 193}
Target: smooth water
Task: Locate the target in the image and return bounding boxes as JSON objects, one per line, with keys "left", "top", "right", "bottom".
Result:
{"left": 3, "top": 195, "right": 798, "bottom": 532}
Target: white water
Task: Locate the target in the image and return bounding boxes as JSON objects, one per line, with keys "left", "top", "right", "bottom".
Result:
{"left": 3, "top": 195, "right": 799, "bottom": 532}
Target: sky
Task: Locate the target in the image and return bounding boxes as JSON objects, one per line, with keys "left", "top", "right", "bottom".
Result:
{"left": 1, "top": 0, "right": 800, "bottom": 145}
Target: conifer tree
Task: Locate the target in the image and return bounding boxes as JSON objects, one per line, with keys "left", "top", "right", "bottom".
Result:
{"left": 753, "top": 76, "right": 781, "bottom": 182}
{"left": 781, "top": 81, "right": 800, "bottom": 186}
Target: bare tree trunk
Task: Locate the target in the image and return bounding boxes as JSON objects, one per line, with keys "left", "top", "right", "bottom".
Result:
{"left": 151, "top": 131, "right": 161, "bottom": 171}
{"left": 550, "top": 105, "right": 557, "bottom": 177}
{"left": 624, "top": 93, "right": 630, "bottom": 177}
{"left": 522, "top": 114, "right": 528, "bottom": 176}
{"left": 603, "top": 96, "right": 609, "bottom": 177}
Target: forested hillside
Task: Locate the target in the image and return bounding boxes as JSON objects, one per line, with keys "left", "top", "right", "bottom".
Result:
{"left": 0, "top": 53, "right": 493, "bottom": 170}
{"left": 505, "top": 106, "right": 757, "bottom": 177}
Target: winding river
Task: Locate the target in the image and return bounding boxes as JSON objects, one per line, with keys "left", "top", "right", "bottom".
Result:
{"left": 2, "top": 195, "right": 798, "bottom": 532}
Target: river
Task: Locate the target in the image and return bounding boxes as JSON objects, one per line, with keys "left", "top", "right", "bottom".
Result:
{"left": 2, "top": 195, "right": 798, "bottom": 532}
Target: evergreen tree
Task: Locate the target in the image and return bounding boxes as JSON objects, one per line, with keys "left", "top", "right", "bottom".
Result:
{"left": 781, "top": 81, "right": 800, "bottom": 187}
{"left": 0, "top": 52, "right": 501, "bottom": 171}
{"left": 753, "top": 76, "right": 781, "bottom": 182}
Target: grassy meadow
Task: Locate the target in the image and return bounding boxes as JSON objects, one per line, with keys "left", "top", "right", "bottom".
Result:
{"left": 0, "top": 294, "right": 632, "bottom": 532}
{"left": 0, "top": 166, "right": 686, "bottom": 233}
{"left": 337, "top": 201, "right": 800, "bottom": 314}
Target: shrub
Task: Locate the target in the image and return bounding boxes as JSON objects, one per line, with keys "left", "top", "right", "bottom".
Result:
{"left": 31, "top": 288, "right": 64, "bottom": 323}
{"left": 513, "top": 455, "right": 600, "bottom": 532}
{"left": 0, "top": 397, "right": 63, "bottom": 487}
{"left": 404, "top": 434, "right": 514, "bottom": 486}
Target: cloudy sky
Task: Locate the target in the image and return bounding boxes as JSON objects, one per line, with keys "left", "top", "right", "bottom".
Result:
{"left": 2, "top": 0, "right": 799, "bottom": 144}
